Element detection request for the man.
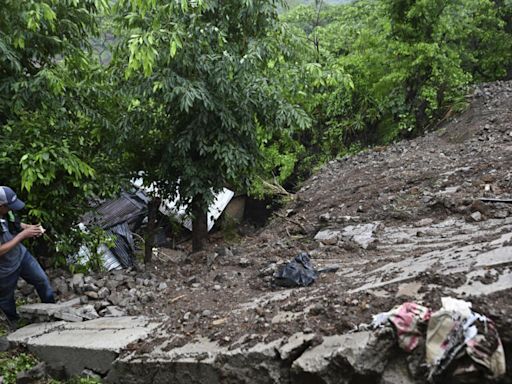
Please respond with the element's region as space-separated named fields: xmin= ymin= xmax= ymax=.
xmin=0 ymin=186 xmax=55 ymax=328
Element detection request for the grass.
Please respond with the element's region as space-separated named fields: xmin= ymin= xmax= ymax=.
xmin=0 ymin=350 xmax=102 ymax=384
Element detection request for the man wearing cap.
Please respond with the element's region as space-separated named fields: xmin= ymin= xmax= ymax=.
xmin=0 ymin=186 xmax=55 ymax=328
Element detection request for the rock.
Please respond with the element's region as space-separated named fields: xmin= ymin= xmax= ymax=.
xmin=83 ymin=283 xmax=99 ymax=292
xmin=342 ymin=223 xmax=380 ymax=249
xmin=202 ymin=310 xmax=212 ymax=317
xmin=494 ymin=210 xmax=509 ymax=219
xmin=53 ymin=311 xmax=83 ymax=322
xmin=278 ymin=332 xmax=319 ymax=361
xmin=20 ymin=285 xmax=34 ymax=296
xmin=101 ymin=306 xmax=126 ymax=317
xmin=414 ymin=218 xmax=434 ymax=227
xmin=71 ymin=274 xmax=84 ymax=292
xmin=314 ymin=229 xmax=341 ymax=245
xmin=470 ymin=211 xmax=482 ymax=222
xmin=75 ymin=305 xmax=99 ymax=320
xmin=84 ymin=291 xmax=99 ymax=300
xmin=213 ymin=285 xmax=221 ymax=291
xmin=98 ymin=287 xmax=110 ymax=299
xmin=81 ymin=369 xmax=102 ymax=380
xmin=16 ymin=362 xmax=46 ymax=384
xmin=158 ymin=282 xmax=168 ymax=291
xmin=291 ymin=330 xmax=394 ymax=383
xmin=380 ymin=357 xmax=415 ymax=384
xmin=238 ymin=257 xmax=252 ymax=268
xmin=258 ymin=263 xmax=278 ymax=277
xmin=0 ymin=335 xmax=10 ymax=352
xmin=108 ymin=292 xmax=122 ymax=306
xmin=319 ymin=213 xmax=331 ymax=222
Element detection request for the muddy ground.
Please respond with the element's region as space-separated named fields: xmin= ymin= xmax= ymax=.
xmin=117 ymin=80 xmax=512 ymax=355
xmin=6 ymin=81 xmax=512 ymax=382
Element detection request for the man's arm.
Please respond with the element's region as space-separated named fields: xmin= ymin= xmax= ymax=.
xmin=0 ymin=227 xmax=42 ymax=257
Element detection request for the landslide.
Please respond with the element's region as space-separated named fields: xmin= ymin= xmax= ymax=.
xmin=133 ymin=80 xmax=512 ymax=350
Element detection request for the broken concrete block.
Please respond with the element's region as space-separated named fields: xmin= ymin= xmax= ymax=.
xmin=8 ymin=317 xmax=159 ymax=377
xmin=278 ymin=332 xmax=318 ymax=361
xmin=53 ymin=311 xmax=83 ymax=323
xmin=380 ymin=357 xmax=415 ymax=384
xmin=342 ymin=223 xmax=380 ymax=249
xmin=314 ymin=229 xmax=341 ymax=245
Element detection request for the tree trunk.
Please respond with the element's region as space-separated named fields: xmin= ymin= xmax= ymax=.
xmin=192 ymin=195 xmax=208 ymax=252
xmin=144 ymin=196 xmax=161 ymax=264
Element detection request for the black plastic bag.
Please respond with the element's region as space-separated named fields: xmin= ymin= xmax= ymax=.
xmin=274 ymin=252 xmax=318 ymax=287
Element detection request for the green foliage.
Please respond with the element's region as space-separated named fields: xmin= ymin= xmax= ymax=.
xmin=0 ymin=352 xmax=38 ymax=384
xmin=112 ymin=0 xmax=310 ymax=215
xmin=278 ymin=0 xmax=512 ymax=168
xmin=0 ymin=1 xmax=126 ymax=259
xmin=55 ymin=226 xmax=116 ymax=273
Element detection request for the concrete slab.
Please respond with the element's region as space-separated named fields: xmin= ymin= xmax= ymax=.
xmin=8 ymin=316 xmax=159 ymax=376
xmin=8 ymin=321 xmax=66 ymax=344
xmin=349 ymin=218 xmax=512 ymax=294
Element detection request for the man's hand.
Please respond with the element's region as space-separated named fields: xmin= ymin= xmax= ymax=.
xmin=19 ymin=226 xmax=44 ymax=239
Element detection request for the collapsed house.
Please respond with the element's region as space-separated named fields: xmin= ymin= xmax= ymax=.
xmin=73 ymin=186 xmax=234 ymax=270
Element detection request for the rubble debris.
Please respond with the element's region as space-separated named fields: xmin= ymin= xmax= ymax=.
xmin=372 ymin=298 xmax=506 ymax=383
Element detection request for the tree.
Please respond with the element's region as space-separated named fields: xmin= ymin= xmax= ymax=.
xmin=113 ymin=0 xmax=309 ymax=254
xmin=0 ymin=0 xmax=123 ymax=258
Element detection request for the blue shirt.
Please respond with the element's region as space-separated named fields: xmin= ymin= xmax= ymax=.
xmin=0 ymin=218 xmax=26 ymax=277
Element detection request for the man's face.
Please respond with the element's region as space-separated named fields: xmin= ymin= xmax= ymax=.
xmin=0 ymin=204 xmax=10 ymax=216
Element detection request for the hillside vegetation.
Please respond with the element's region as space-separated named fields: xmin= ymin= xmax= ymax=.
xmin=0 ymin=0 xmax=511 ymax=261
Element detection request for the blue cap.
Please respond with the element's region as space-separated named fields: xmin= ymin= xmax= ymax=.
xmin=0 ymin=186 xmax=25 ymax=211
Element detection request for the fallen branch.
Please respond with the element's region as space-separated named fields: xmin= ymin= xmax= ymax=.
xmin=479 ymin=198 xmax=512 ymax=204
xmin=274 ymin=212 xmax=307 ymax=233
xmin=170 ymin=294 xmax=186 ymax=303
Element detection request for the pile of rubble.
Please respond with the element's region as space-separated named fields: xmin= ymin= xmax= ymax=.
xmin=17 ymin=268 xmax=170 ymax=323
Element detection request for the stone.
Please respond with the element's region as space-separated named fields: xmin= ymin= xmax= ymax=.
xmin=380 ymin=357 xmax=415 ymax=384
xmin=98 ymin=287 xmax=110 ymax=299
xmin=101 ymin=306 xmax=126 ymax=317
xmin=71 ymin=274 xmax=84 ymax=288
xmin=158 ymin=282 xmax=168 ymax=291
xmin=108 ymin=292 xmax=122 ymax=306
xmin=414 ymin=218 xmax=434 ymax=227
xmin=291 ymin=331 xmax=392 ymax=384
xmin=238 ymin=257 xmax=252 ymax=268
xmin=278 ymin=332 xmax=318 ymax=361
xmin=16 ymin=362 xmax=46 ymax=384
xmin=470 ymin=211 xmax=482 ymax=222
xmin=319 ymin=213 xmax=331 ymax=222
xmin=342 ymin=223 xmax=380 ymax=249
xmin=314 ymin=229 xmax=341 ymax=245
xmin=84 ymin=291 xmax=99 ymax=300
xmin=81 ymin=369 xmax=102 ymax=380
xmin=397 ymin=282 xmax=422 ymax=297
xmin=53 ymin=311 xmax=83 ymax=323
xmin=0 ymin=335 xmax=10 ymax=352
xmin=83 ymin=283 xmax=99 ymax=292
xmin=18 ymin=299 xmax=81 ymax=321
xmin=494 ymin=210 xmax=509 ymax=219
xmin=75 ymin=305 xmax=99 ymax=320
